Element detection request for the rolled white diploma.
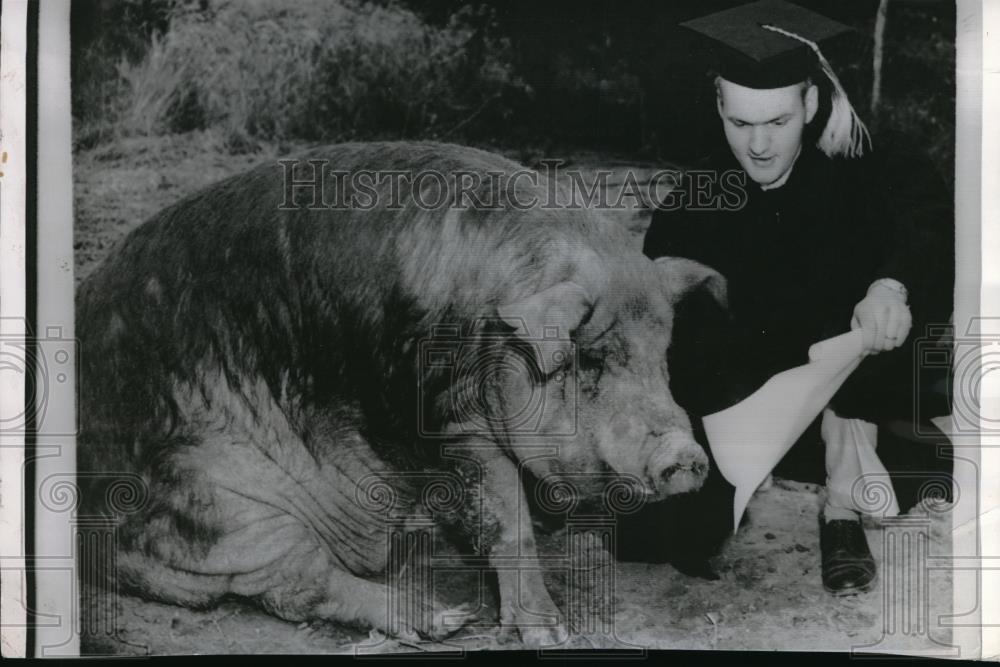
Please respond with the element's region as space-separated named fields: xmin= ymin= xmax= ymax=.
xmin=701 ymin=329 xmax=867 ymax=533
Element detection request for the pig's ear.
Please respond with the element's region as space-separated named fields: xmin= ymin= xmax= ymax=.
xmin=654 ymin=256 xmax=728 ymax=309
xmin=497 ymin=281 xmax=592 ymax=375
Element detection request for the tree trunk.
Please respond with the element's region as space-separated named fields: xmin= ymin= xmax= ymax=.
xmin=871 ymin=0 xmax=889 ymax=115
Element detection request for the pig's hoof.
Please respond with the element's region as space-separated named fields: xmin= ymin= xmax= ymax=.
xmin=499 ymin=604 xmax=570 ymax=647
xmin=671 ymin=556 xmax=721 ymax=580
xmin=398 ymin=601 xmax=478 ymax=642
xmin=518 ymin=622 xmax=570 ymax=648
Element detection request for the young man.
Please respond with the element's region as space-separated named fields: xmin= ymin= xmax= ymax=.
xmin=641 ymin=0 xmax=954 ymax=595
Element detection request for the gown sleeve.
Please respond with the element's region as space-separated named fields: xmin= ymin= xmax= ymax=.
xmin=870 ymin=139 xmax=955 ymax=320
xmin=829 ymin=139 xmax=955 ymax=423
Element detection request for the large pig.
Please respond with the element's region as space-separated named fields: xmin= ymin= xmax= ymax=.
xmin=77 ymin=142 xmax=725 ymax=646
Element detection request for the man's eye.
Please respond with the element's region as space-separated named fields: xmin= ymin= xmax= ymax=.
xmin=733 ymin=121 xmax=748 ymax=128
xmin=772 ymin=119 xmax=787 ymax=127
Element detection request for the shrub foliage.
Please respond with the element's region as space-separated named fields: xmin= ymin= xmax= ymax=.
xmin=72 ymin=0 xmax=955 ymax=176
xmin=76 ymin=0 xmax=526 ymax=149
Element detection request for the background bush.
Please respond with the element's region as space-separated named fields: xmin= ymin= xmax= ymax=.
xmin=74 ymin=0 xmax=527 ymax=150
xmin=72 ymin=0 xmax=955 ymax=181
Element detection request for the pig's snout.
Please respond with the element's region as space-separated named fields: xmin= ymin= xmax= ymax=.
xmin=646 ymin=435 xmax=709 ymax=498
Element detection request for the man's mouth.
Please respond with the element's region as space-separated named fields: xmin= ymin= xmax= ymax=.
xmin=749 ymin=155 xmax=775 ymax=166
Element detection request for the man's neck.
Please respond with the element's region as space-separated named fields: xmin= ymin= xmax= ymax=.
xmin=759 ymin=145 xmax=803 ymax=191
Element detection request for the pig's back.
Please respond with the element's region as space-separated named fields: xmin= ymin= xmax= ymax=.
xmin=76 ymin=142 xmax=624 ymax=476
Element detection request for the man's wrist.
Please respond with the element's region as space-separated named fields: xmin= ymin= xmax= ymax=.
xmin=869 ymin=277 xmax=909 ymax=302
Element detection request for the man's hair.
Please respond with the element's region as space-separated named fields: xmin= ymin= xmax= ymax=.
xmin=713 ymin=75 xmax=814 ymax=106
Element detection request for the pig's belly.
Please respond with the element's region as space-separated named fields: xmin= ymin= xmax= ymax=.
xmin=187 ymin=440 xmax=397 ymax=573
xmin=149 ymin=377 xmax=409 ymax=579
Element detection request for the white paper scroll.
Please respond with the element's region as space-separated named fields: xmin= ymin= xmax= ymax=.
xmin=702 ymin=329 xmax=867 ymax=532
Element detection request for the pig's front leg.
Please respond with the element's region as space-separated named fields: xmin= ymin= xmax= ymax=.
xmin=456 ymin=449 xmax=569 ymax=647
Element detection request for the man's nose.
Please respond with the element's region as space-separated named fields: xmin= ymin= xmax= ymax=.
xmin=749 ymin=126 xmax=770 ymax=155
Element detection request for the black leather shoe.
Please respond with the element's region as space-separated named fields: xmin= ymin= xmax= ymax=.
xmin=820 ymin=515 xmax=877 ymax=596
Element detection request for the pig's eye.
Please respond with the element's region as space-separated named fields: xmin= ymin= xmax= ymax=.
xmin=577 ymin=348 xmax=606 ymax=397
xmin=578 ymin=348 xmax=606 ymax=372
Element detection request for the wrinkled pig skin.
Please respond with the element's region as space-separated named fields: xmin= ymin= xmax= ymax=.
xmin=77 ymin=142 xmax=726 ymax=646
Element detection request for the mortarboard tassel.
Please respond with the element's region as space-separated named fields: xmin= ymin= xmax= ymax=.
xmin=761 ymin=23 xmax=873 ymax=159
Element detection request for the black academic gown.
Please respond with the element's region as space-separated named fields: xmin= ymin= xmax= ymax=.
xmin=643 ymin=140 xmax=954 ymax=423
xmin=613 ymin=139 xmax=954 ymax=574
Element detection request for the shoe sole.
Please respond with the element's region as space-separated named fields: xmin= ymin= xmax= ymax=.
xmin=824 ymin=572 xmax=878 ymax=597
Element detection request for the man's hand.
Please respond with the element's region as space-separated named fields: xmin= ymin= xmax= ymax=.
xmin=851 ymin=280 xmax=912 ymax=354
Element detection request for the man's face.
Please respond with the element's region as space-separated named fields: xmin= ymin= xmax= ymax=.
xmin=717 ymin=78 xmax=818 ymax=188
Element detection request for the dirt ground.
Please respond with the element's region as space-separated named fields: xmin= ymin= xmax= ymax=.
xmin=74 ymin=132 xmax=956 ymax=656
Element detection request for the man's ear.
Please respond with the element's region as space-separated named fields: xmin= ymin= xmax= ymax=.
xmin=804 ymin=83 xmax=819 ymax=124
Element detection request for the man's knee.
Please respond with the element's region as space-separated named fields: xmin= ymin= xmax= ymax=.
xmin=830 ymin=342 xmax=950 ymax=423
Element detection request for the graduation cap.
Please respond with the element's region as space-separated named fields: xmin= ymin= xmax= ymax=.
xmin=681 ymin=0 xmax=871 ymax=158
